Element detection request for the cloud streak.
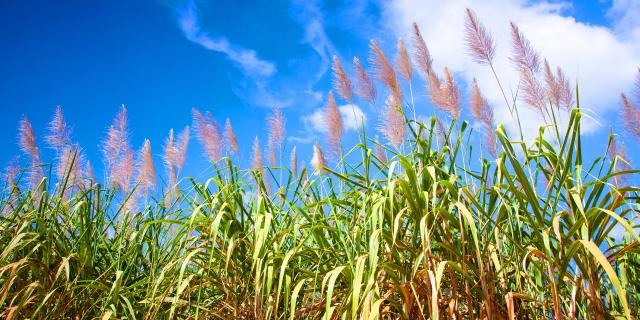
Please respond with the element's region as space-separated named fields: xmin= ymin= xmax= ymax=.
xmin=178 ymin=0 xmax=276 ymax=79
xmin=289 ymin=0 xmax=336 ymax=80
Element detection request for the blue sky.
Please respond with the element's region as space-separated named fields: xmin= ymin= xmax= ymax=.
xmin=1 ymin=0 xmax=639 ymax=183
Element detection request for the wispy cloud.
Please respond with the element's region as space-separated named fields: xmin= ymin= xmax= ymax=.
xmin=289 ymin=0 xmax=336 ymax=80
xmin=177 ymin=0 xmax=276 ymax=79
xmin=382 ymin=0 xmax=640 ymax=136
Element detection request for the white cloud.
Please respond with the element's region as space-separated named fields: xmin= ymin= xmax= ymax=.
xmin=178 ymin=0 xmax=276 ymax=79
xmin=607 ymin=0 xmax=640 ymax=41
xmin=382 ymin=0 xmax=640 ymax=137
xmin=303 ymin=104 xmax=367 ymax=134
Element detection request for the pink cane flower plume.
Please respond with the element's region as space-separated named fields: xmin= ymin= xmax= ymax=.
xmin=4 ymin=157 xmax=20 ymax=187
xmin=291 ymin=146 xmax=297 ymax=178
xmin=510 ymin=22 xmax=541 ymax=73
xmin=252 ymin=137 xmax=263 ymax=170
xmin=520 ymin=67 xmax=547 ymax=114
xmin=2 ymin=157 xmax=20 ymax=216
xmin=543 ymin=60 xmax=559 ymax=105
xmin=137 ymin=139 xmax=156 ymax=192
xmin=470 ymin=79 xmax=497 ymax=157
xmin=395 ymin=38 xmax=412 ymax=81
xmin=555 ymin=67 xmax=573 ymax=109
xmin=251 ymin=136 xmax=269 ymax=192
xmin=102 ymin=105 xmax=130 ymax=185
xmin=300 ymin=160 xmax=308 ymax=184
xmin=470 ymin=79 xmax=495 ymax=127
xmin=268 ymin=107 xmax=286 ymax=148
xmin=175 ymin=126 xmax=189 ymax=171
xmin=57 ymin=145 xmax=83 ymax=185
xmin=543 ymin=60 xmax=574 ymax=110
xmin=353 ymin=57 xmax=377 ymax=104
xmin=18 ymin=116 xmax=44 ymax=188
xmin=19 ymin=116 xmax=39 ymax=161
xmin=267 ymin=138 xmax=277 ymax=167
xmin=164 ymin=129 xmax=178 ymax=203
xmin=435 ymin=116 xmax=448 ymax=148
xmin=85 ymin=160 xmax=96 ymax=186
xmin=192 ymin=108 xmax=223 ymax=162
xmin=374 ymin=135 xmax=387 ymax=164
xmin=430 ymin=68 xmax=461 ymax=120
xmin=370 ymin=40 xmax=402 ymax=103
xmin=441 ymin=67 xmax=461 ymax=119
xmin=325 ymin=91 xmax=344 ymax=157
xmin=332 ymin=55 xmax=353 ymax=102
xmin=412 ymin=22 xmax=433 ymax=77
xmin=113 ymin=146 xmax=135 ymax=192
xmin=379 ymin=94 xmax=405 ymax=147
xmin=607 ymin=128 xmax=632 ymax=185
xmin=620 ymin=93 xmax=640 ymax=140
xmin=224 ymin=118 xmax=239 ymax=155
xmin=46 ymin=105 xmax=71 ymax=152
xmin=464 ymin=8 xmax=496 ymax=65
xmin=310 ymin=143 xmax=328 ymax=174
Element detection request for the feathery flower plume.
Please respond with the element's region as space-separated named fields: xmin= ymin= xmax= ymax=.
xmin=332 ymin=55 xmax=353 ymax=102
xmin=137 ymin=139 xmax=156 ymax=192
xmin=4 ymin=157 xmax=20 ymax=187
xmin=353 ymin=57 xmax=377 ymax=104
xmin=435 ymin=116 xmax=448 ymax=148
xmin=46 ymin=105 xmax=71 ymax=151
xmin=430 ymin=67 xmax=461 ymax=119
xmin=520 ymin=67 xmax=546 ymax=113
xmin=370 ymin=40 xmax=402 ymax=103
xmin=192 ymin=108 xmax=223 ymax=162
xmin=252 ymin=136 xmax=263 ymax=170
xmin=300 ymin=160 xmax=308 ymax=184
xmin=379 ymin=94 xmax=405 ymax=147
xmin=395 ymin=38 xmax=412 ymax=81
xmin=543 ymin=60 xmax=573 ymax=110
xmin=57 ymin=145 xmax=83 ymax=186
xmin=267 ymin=138 xmax=277 ymax=167
xmin=291 ymin=146 xmax=297 ymax=178
xmin=470 ymin=79 xmax=497 ymax=156
xmin=252 ymin=136 xmax=269 ymax=192
xmin=441 ymin=67 xmax=461 ymax=119
xmin=224 ymin=118 xmax=239 ymax=155
xmin=325 ymin=91 xmax=344 ymax=157
xmin=268 ymin=107 xmax=286 ymax=148
xmin=510 ymin=22 xmax=540 ymax=73
xmin=555 ymin=67 xmax=573 ymax=109
xmin=543 ymin=60 xmax=559 ymax=105
xmin=310 ymin=143 xmax=328 ymax=174
xmin=412 ymin=22 xmax=433 ymax=76
xmin=464 ymin=8 xmax=496 ymax=65
xmin=102 ymin=105 xmax=130 ymax=185
xmin=19 ymin=116 xmax=39 ymax=161
xmin=620 ymin=93 xmax=640 ymax=140
xmin=374 ymin=135 xmax=387 ymax=164
xmin=113 ymin=146 xmax=135 ymax=192
xmin=164 ymin=129 xmax=178 ymax=203
xmin=607 ymin=129 xmax=632 ymax=185
xmin=18 ymin=116 xmax=44 ymax=188
xmin=470 ymin=79 xmax=494 ymax=126
xmin=85 ymin=160 xmax=96 ymax=185
xmin=2 ymin=157 xmax=20 ymax=216
xmin=175 ymin=126 xmax=189 ymax=171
